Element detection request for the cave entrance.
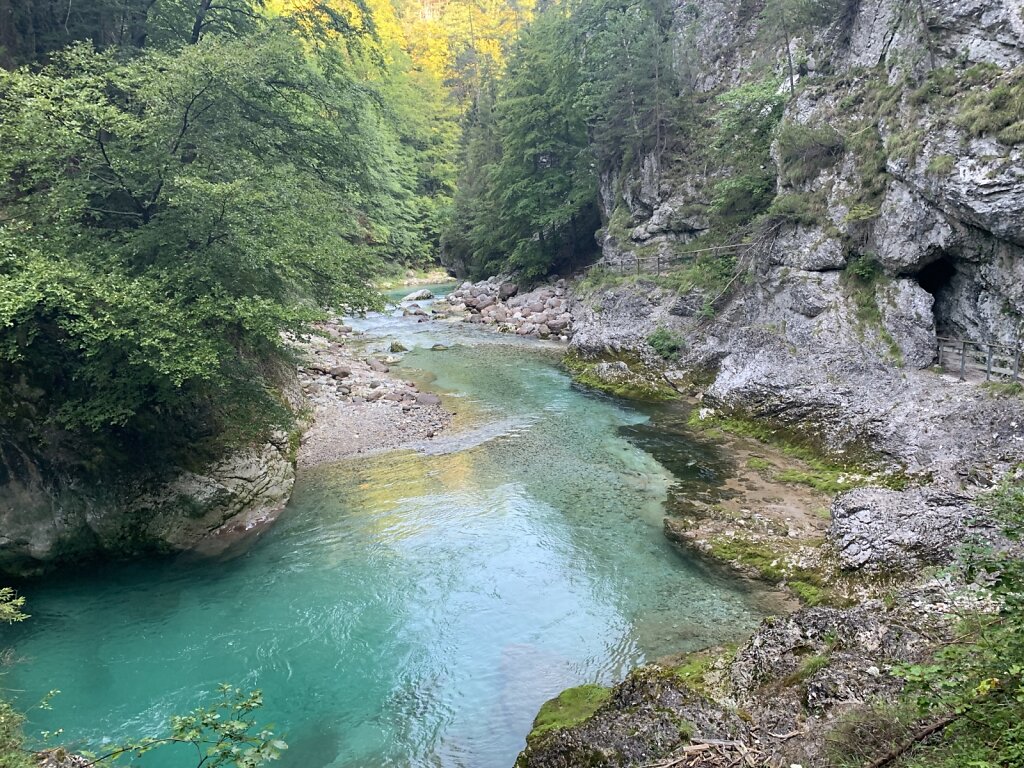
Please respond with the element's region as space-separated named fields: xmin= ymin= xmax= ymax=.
xmin=916 ymin=254 xmax=958 ymax=337
xmin=917 ymin=255 xmax=957 ymax=297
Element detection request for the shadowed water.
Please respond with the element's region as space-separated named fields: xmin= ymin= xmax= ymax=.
xmin=5 ymin=290 xmax=768 ymax=768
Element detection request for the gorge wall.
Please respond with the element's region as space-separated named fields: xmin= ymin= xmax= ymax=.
xmin=572 ymin=0 xmax=1024 ymax=474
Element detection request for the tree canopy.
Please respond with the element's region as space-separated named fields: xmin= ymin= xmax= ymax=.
xmin=0 ymin=0 xmax=519 ymax=471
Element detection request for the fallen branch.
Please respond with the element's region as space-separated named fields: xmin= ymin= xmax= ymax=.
xmin=863 ymin=712 xmax=959 ymax=768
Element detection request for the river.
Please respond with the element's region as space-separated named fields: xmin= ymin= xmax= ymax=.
xmin=5 ymin=285 xmax=771 ymax=768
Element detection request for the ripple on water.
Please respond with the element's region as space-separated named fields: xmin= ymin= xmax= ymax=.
xmin=8 ymin=321 xmax=769 ymax=768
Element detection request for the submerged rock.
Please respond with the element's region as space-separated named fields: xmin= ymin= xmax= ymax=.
xmin=402 ymin=288 xmax=434 ymax=302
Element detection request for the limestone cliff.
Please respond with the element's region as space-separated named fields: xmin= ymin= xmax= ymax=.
xmin=572 ymin=0 xmax=1024 ymax=475
xmin=0 ymin=434 xmax=295 ymax=575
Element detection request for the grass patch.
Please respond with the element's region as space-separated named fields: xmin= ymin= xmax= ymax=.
xmin=527 ymin=684 xmax=611 ymax=742
xmin=746 ymin=456 xmax=776 ymax=471
xmin=925 ymin=154 xmax=956 ymax=175
xmin=982 ymin=380 xmax=1024 ymax=399
xmin=783 ymin=653 xmax=831 ymax=686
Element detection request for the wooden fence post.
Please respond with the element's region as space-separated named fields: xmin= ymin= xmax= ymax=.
xmin=1014 ymin=348 xmax=1020 ymax=382
xmin=960 ymin=340 xmax=967 ymax=381
xmin=656 ymin=256 xmax=661 ymax=276
xmin=986 ymin=343 xmax=993 ymax=381
xmin=937 ymin=339 xmax=942 ymax=368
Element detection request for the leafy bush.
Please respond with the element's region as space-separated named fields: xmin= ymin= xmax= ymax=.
xmin=647 ymin=328 xmax=686 ymax=360
xmin=710 ymin=79 xmax=786 ymax=224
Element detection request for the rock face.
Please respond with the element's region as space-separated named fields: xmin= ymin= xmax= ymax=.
xmin=518 ymin=589 xmax=952 ymax=768
xmin=830 ymin=485 xmax=1006 ymax=572
xmin=0 ymin=439 xmax=295 ymax=575
xmin=566 ymin=0 xmax=1024 ymax=479
xmin=433 ymin=276 xmax=574 ymax=339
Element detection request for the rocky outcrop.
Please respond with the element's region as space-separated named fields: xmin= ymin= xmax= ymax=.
xmin=0 ymin=438 xmax=295 ymax=575
xmin=434 ymin=277 xmax=574 ymax=339
xmin=517 ymin=584 xmax=969 ymax=768
xmin=829 ymin=485 xmax=1011 ymax=572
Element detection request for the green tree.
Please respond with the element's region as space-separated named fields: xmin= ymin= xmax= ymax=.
xmin=0 ymin=26 xmax=391 ymax=470
xmin=444 ymin=5 xmax=599 ymax=279
xmin=573 ymin=0 xmax=677 ymax=170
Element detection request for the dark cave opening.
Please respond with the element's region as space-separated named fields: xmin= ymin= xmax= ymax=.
xmin=916 ymin=254 xmax=960 ymax=339
xmin=917 ymin=255 xmax=957 ymax=297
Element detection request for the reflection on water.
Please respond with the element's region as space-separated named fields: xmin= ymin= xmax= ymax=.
xmin=7 ymin=302 xmax=768 ymax=768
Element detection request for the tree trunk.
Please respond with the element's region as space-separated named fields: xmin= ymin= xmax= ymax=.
xmin=190 ymin=0 xmax=213 ymax=44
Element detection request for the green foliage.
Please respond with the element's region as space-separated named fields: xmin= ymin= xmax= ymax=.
xmin=92 ymin=685 xmax=286 ymax=767
xmin=0 ymin=18 xmax=424 ymax=470
xmin=775 ymin=121 xmax=845 ymax=185
xmin=647 ymin=327 xmax=685 ymax=360
xmin=833 ymin=474 xmax=1024 ymax=768
xmin=0 ymin=589 xmax=27 ymax=625
xmin=841 ymin=254 xmax=902 ymax=362
xmin=710 ymin=80 xmax=785 ymax=224
xmin=765 ymin=192 xmax=825 ymax=226
xmin=0 ymin=701 xmax=33 ymax=768
xmin=527 ymin=684 xmax=611 ymax=741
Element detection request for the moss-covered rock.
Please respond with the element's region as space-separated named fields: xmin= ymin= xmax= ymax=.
xmin=564 ymin=350 xmax=678 ymax=401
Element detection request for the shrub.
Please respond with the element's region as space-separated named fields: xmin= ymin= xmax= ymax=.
xmin=647 ymin=328 xmax=686 ymax=360
xmin=776 ymin=121 xmax=845 ymax=185
xmin=764 ymin=192 xmax=824 ymax=226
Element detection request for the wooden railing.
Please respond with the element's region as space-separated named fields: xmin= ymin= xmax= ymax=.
xmin=580 ymin=242 xmax=753 ymax=277
xmin=937 ymin=336 xmax=1022 ymax=381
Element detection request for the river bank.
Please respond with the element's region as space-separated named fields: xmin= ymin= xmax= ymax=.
xmin=293 ymin=317 xmax=452 ymax=467
xmin=509 ymin=266 xmax=1024 ymax=766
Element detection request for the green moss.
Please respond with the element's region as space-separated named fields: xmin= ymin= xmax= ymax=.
xmin=687 ymin=408 xmax=908 ymax=490
xmin=564 ymin=350 xmax=678 ymax=401
xmin=788 ymin=580 xmax=828 ymax=606
xmin=704 ymin=536 xmax=830 ymax=594
xmin=527 ymin=684 xmax=611 ymax=742
xmin=775 ymin=468 xmax=861 ymax=495
xmin=672 ymin=653 xmax=715 ymax=694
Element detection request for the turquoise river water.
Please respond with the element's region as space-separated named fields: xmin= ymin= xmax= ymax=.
xmin=5 ymin=285 xmax=769 ymax=768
